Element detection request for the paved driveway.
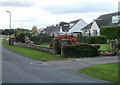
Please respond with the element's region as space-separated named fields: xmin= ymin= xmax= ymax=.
xmin=48 ymin=56 xmax=118 ymax=70
xmin=2 ymin=47 xmax=110 ymax=83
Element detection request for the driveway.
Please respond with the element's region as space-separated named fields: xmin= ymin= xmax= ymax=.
xmin=48 ymin=56 xmax=118 ymax=71
xmin=2 ymin=47 xmax=110 ymax=83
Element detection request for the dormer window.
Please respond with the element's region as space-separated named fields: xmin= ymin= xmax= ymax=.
xmin=112 ymin=15 xmax=120 ymax=23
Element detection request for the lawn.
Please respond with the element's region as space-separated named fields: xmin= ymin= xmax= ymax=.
xmin=91 ymin=44 xmax=109 ymax=51
xmin=77 ymin=63 xmax=119 ymax=84
xmin=2 ymin=42 xmax=64 ymax=61
xmin=38 ymin=43 xmax=50 ymax=48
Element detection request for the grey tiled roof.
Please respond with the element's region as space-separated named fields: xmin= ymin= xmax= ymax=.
xmin=82 ymin=12 xmax=120 ymax=30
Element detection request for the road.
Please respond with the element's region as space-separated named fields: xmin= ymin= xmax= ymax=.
xmin=2 ymin=47 xmax=110 ymax=83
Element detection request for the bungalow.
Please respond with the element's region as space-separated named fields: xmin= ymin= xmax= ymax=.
xmin=68 ymin=19 xmax=87 ymax=36
xmin=81 ymin=12 xmax=120 ymax=36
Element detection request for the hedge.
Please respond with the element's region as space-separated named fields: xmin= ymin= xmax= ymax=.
xmin=87 ymin=36 xmax=107 ymax=44
xmin=62 ymin=44 xmax=99 ymax=58
xmin=100 ymin=26 xmax=120 ymax=39
xmin=78 ymin=36 xmax=89 ymax=43
xmin=30 ymin=35 xmax=52 ymax=44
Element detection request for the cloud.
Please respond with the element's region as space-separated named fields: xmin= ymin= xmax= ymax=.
xmin=38 ymin=0 xmax=117 ymax=14
xmin=0 ymin=0 xmax=118 ymax=29
xmin=0 ymin=0 xmax=33 ymax=7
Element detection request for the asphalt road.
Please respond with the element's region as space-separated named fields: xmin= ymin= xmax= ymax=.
xmin=2 ymin=47 xmax=110 ymax=83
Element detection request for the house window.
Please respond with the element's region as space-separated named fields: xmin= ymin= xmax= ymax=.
xmin=112 ymin=15 xmax=120 ymax=23
xmin=93 ymin=30 xmax=97 ymax=36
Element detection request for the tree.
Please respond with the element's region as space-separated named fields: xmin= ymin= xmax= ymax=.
xmin=59 ymin=22 xmax=69 ymax=26
xmin=32 ymin=26 xmax=37 ymax=34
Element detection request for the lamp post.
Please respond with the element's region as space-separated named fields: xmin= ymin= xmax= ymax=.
xmin=6 ymin=11 xmax=11 ymax=45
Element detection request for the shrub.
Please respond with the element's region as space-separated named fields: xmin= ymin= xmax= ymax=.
xmin=15 ymin=33 xmax=25 ymax=43
xmin=116 ymin=39 xmax=120 ymax=54
xmin=53 ymin=34 xmax=78 ymax=44
xmin=15 ymin=32 xmax=32 ymax=43
xmin=62 ymin=44 xmax=99 ymax=58
xmin=100 ymin=26 xmax=120 ymax=39
xmin=87 ymin=36 xmax=107 ymax=44
xmin=30 ymin=35 xmax=52 ymax=44
xmin=116 ymin=51 xmax=120 ymax=56
xmin=78 ymin=36 xmax=89 ymax=43
xmin=50 ymin=34 xmax=79 ymax=48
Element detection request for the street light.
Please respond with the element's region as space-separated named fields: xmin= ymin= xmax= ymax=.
xmin=6 ymin=11 xmax=11 ymax=45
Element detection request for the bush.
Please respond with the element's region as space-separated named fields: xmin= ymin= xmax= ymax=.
xmin=63 ymin=44 xmax=99 ymax=58
xmin=116 ymin=51 xmax=120 ymax=56
xmin=116 ymin=39 xmax=120 ymax=54
xmin=15 ymin=33 xmax=32 ymax=43
xmin=15 ymin=33 xmax=25 ymax=43
xmin=100 ymin=26 xmax=120 ymax=39
xmin=50 ymin=34 xmax=79 ymax=48
xmin=30 ymin=35 xmax=52 ymax=44
xmin=87 ymin=36 xmax=107 ymax=44
xmin=53 ymin=34 xmax=78 ymax=44
xmin=78 ymin=36 xmax=89 ymax=43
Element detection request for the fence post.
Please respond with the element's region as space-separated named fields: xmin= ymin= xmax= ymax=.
xmin=61 ymin=39 xmax=69 ymax=55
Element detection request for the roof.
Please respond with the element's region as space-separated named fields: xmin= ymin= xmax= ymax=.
xmin=81 ymin=22 xmax=93 ymax=30
xmin=82 ymin=12 xmax=120 ymax=30
xmin=62 ymin=25 xmax=70 ymax=32
xmin=43 ymin=25 xmax=70 ymax=34
xmin=70 ymin=19 xmax=80 ymax=23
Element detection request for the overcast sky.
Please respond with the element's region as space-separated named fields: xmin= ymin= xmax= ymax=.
xmin=0 ymin=0 xmax=119 ymax=30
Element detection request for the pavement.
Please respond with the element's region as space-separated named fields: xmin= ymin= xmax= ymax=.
xmin=47 ymin=56 xmax=118 ymax=71
xmin=2 ymin=47 xmax=111 ymax=83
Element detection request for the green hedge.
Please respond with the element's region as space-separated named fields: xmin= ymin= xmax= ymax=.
xmin=78 ymin=36 xmax=89 ymax=43
xmin=87 ymin=36 xmax=107 ymax=44
xmin=63 ymin=44 xmax=99 ymax=58
xmin=30 ymin=35 xmax=52 ymax=44
xmin=100 ymin=26 xmax=120 ymax=39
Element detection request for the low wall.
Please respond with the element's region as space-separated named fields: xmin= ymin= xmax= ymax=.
xmin=14 ymin=42 xmax=53 ymax=54
xmin=99 ymin=50 xmax=115 ymax=56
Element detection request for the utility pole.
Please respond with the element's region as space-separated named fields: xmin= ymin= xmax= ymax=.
xmin=6 ymin=11 xmax=11 ymax=45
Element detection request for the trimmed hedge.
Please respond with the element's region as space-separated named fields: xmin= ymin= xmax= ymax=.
xmin=62 ymin=44 xmax=99 ymax=58
xmin=100 ymin=26 xmax=120 ymax=39
xmin=30 ymin=35 xmax=52 ymax=44
xmin=87 ymin=36 xmax=107 ymax=44
xmin=78 ymin=36 xmax=89 ymax=43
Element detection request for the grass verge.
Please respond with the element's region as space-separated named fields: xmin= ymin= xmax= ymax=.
xmin=91 ymin=44 xmax=109 ymax=51
xmin=2 ymin=42 xmax=64 ymax=61
xmin=77 ymin=63 xmax=119 ymax=84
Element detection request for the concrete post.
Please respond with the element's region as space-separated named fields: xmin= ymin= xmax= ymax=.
xmin=52 ymin=38 xmax=60 ymax=54
xmin=61 ymin=39 xmax=69 ymax=55
xmin=109 ymin=40 xmax=116 ymax=52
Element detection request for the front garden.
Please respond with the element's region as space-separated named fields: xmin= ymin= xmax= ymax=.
xmin=3 ymin=26 xmax=120 ymax=58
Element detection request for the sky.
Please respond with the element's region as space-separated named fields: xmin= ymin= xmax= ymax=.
xmin=0 ymin=0 xmax=119 ymax=30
